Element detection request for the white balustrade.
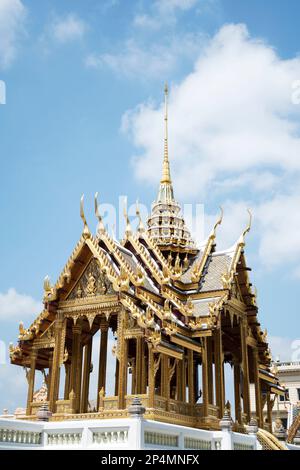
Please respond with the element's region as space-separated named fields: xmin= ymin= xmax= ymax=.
xmin=0 ymin=416 xmax=291 ymax=450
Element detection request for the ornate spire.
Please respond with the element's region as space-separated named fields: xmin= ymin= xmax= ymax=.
xmin=157 ymin=83 xmax=174 ymax=204
xmin=161 ymin=83 xmax=171 ymax=184
xmin=147 ymin=84 xmax=195 ymax=251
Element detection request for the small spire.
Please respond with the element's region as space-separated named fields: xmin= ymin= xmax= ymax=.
xmin=136 ymin=199 xmax=145 ymax=234
xmin=161 ymin=83 xmax=172 ymax=184
xmin=94 ymin=192 xmax=105 ymax=236
xmin=80 ymin=195 xmax=91 ymax=239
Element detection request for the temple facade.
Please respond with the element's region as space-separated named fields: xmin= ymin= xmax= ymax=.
xmin=9 ymin=85 xmax=285 ymax=433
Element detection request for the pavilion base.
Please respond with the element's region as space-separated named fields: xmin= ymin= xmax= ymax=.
xmin=0 ymin=415 xmax=260 ymax=450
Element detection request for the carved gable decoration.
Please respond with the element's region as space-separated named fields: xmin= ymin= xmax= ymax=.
xmin=68 ymin=258 xmax=114 ymax=300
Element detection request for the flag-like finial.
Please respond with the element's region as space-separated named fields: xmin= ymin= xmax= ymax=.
xmin=161 ymin=83 xmax=172 ymax=184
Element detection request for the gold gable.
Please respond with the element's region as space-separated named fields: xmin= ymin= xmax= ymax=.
xmin=67 ymin=258 xmax=114 ymax=300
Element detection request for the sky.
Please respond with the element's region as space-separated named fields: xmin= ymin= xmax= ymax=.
xmin=1 ymin=0 xmax=300 ymax=412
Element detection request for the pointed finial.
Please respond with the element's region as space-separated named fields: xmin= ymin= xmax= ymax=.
xmin=94 ymin=192 xmax=105 ymax=236
xmin=242 ymin=209 xmax=252 ymax=238
xmin=239 ymin=209 xmax=252 ymax=244
xmin=136 ymin=199 xmax=145 ymax=234
xmin=43 ymin=275 xmax=51 ymax=292
xmin=80 ymin=195 xmax=91 ymax=239
xmin=123 ymin=198 xmax=132 ymax=237
xmin=161 ymin=82 xmax=172 ymax=184
xmin=210 ymin=207 xmax=223 ymax=238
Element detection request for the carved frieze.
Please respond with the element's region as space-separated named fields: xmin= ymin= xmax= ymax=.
xmin=68 ymin=258 xmax=114 ymax=300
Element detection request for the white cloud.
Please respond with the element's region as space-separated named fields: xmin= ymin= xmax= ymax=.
xmin=0 ymin=0 xmax=26 ymax=69
xmin=51 ymin=13 xmax=87 ymax=44
xmin=122 ymin=24 xmax=300 ymax=271
xmin=201 ymin=193 xmax=300 ymax=271
xmin=268 ymin=336 xmax=300 ymax=363
xmin=0 ymin=288 xmax=42 ymax=321
xmin=158 ymin=0 xmax=199 ymax=10
xmin=133 ymin=14 xmax=160 ymax=30
xmin=133 ymin=0 xmax=200 ymax=30
xmin=123 ymin=23 xmax=300 ymax=198
xmin=86 ymin=33 xmax=205 ymax=79
xmin=256 ymin=191 xmax=300 ymax=269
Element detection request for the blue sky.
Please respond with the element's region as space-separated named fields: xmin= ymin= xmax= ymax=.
xmin=1 ymin=0 xmax=300 ymax=412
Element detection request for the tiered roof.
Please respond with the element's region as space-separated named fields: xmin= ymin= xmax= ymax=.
xmin=10 ymin=86 xmax=280 ymax=392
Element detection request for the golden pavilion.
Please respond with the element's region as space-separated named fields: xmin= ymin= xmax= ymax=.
xmin=9 ymin=85 xmax=284 ymax=431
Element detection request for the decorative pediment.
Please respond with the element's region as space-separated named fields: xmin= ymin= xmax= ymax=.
xmin=67 ymin=258 xmax=114 ymax=300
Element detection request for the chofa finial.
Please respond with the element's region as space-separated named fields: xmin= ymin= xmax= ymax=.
xmin=237 ymin=209 xmax=252 ymax=245
xmin=94 ymin=192 xmax=105 ymax=236
xmin=123 ymin=198 xmax=132 ymax=237
xmin=239 ymin=208 xmax=252 ymax=245
xmin=243 ymin=208 xmax=252 ymax=237
xmin=80 ymin=195 xmax=91 ymax=239
xmin=136 ymin=199 xmax=145 ymax=234
xmin=210 ymin=206 xmax=223 ymax=238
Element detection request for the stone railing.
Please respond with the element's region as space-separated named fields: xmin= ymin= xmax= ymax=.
xmin=47 ymin=432 xmax=82 ymax=446
xmin=0 ymin=412 xmax=294 ymax=450
xmin=0 ymin=428 xmax=42 ymax=445
xmin=0 ymin=419 xmax=44 ymax=448
xmin=232 ymin=433 xmax=256 ymax=451
xmin=144 ymin=430 xmax=179 ymax=447
xmin=184 ymin=437 xmax=212 ymax=450
xmin=93 ymin=429 xmax=129 ymax=446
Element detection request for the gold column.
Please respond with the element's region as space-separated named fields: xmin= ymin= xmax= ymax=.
xmin=176 ymin=361 xmax=182 ymax=401
xmin=135 ymin=336 xmax=142 ymax=394
xmin=207 ymin=337 xmax=213 ymax=404
xmin=160 ymin=354 xmax=164 ymax=396
xmin=114 ymin=359 xmax=119 ymax=396
xmin=26 ymin=350 xmax=37 ymax=415
xmin=161 ymin=354 xmax=170 ymax=409
xmin=240 ymin=317 xmax=250 ymax=421
xmin=214 ymin=327 xmax=224 ymax=418
xmin=97 ymin=322 xmax=108 ymax=409
xmin=188 ymin=349 xmax=195 ymax=404
xmin=202 ymin=337 xmax=209 ymax=418
xmin=64 ymin=363 xmax=70 ymax=400
xmin=233 ymin=361 xmax=242 ymax=424
xmin=131 ymin=359 xmax=136 ymax=394
xmin=76 ymin=344 xmax=83 ymax=412
xmin=70 ymin=323 xmax=82 ymax=413
xmin=49 ymin=316 xmax=64 ymax=413
xmin=182 ymin=356 xmax=186 ymax=402
xmin=253 ymin=348 xmax=263 ymax=427
xmin=81 ymin=337 xmax=92 ymax=413
xmin=141 ymin=341 xmax=147 ymax=394
xmin=194 ymin=360 xmax=199 ymax=402
xmin=148 ymin=344 xmax=155 ymax=408
xmin=117 ymin=310 xmax=128 ymax=409
xmin=267 ymin=391 xmax=273 ymax=432
xmin=47 ymin=351 xmax=53 ymax=401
